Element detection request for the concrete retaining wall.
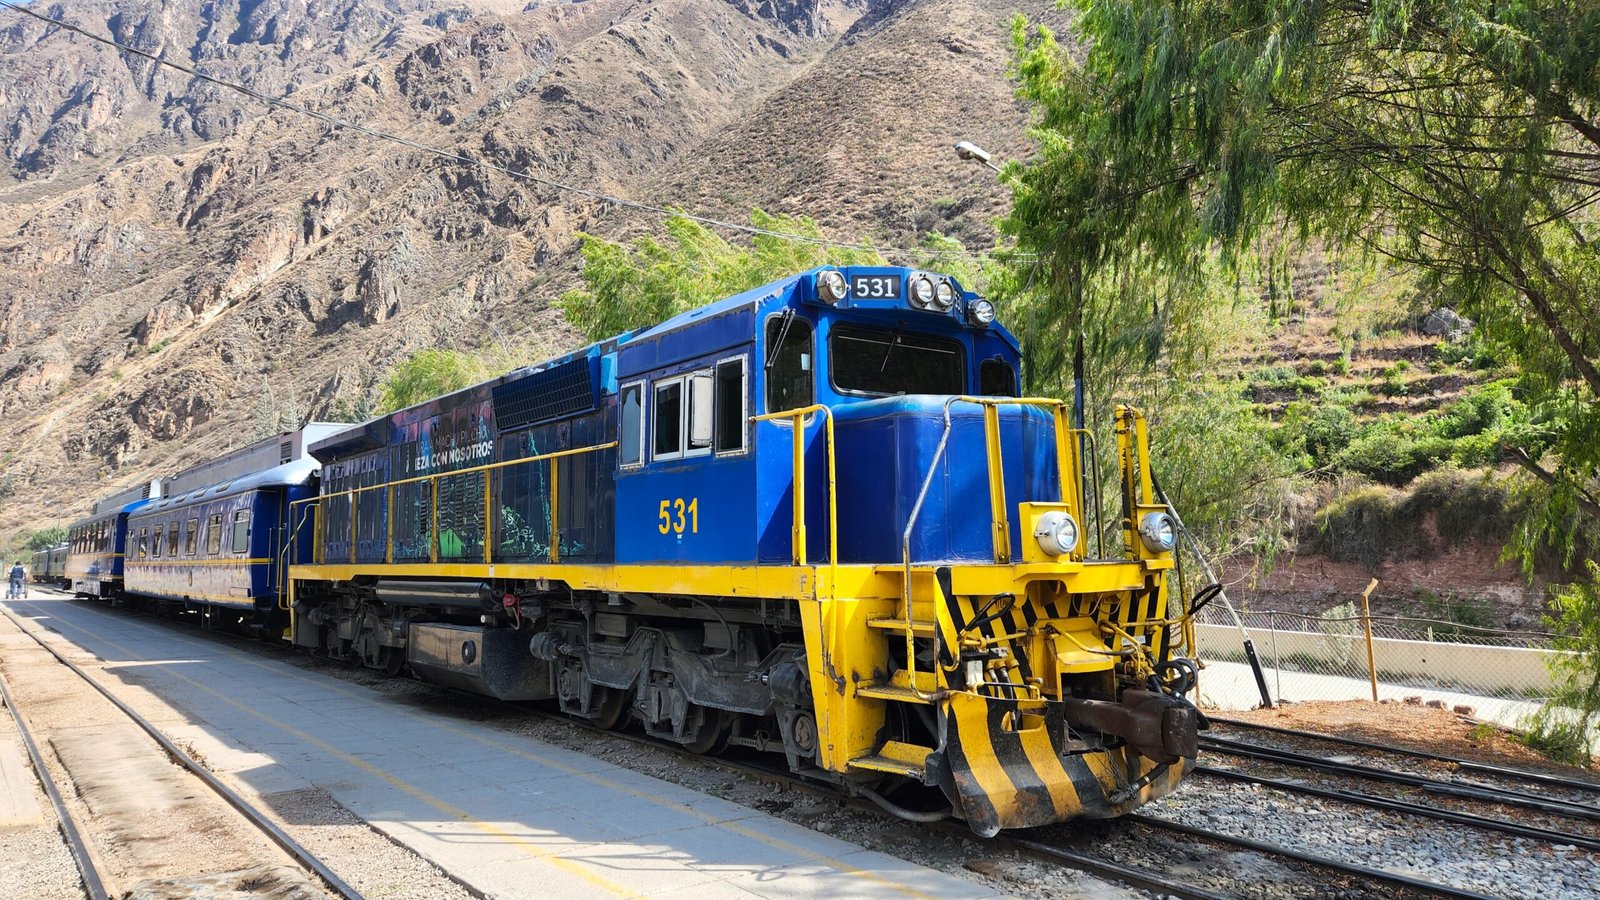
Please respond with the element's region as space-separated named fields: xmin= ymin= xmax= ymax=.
xmin=1195 ymin=623 xmax=1568 ymax=695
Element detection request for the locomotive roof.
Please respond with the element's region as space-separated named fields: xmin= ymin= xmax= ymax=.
xmin=308 ymin=265 xmax=1005 ymax=462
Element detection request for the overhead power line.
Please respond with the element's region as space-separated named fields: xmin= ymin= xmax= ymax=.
xmin=0 ymin=0 xmax=1011 ymax=263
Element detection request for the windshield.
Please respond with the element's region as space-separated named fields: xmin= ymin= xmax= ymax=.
xmin=830 ymin=324 xmax=965 ymax=396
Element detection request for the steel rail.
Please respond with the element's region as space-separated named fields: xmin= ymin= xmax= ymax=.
xmin=0 ymin=651 xmax=109 ymax=900
xmin=1002 ymin=836 xmax=1233 ymax=900
xmin=1201 ymin=735 xmax=1600 ymax=823
xmin=1209 ymin=716 xmax=1600 ymax=796
xmin=1126 ymin=814 xmax=1496 ymax=899
xmin=12 ymin=592 xmax=496 ymax=900
xmin=1196 ymin=764 xmax=1600 ymax=853
xmin=0 ymin=603 xmax=365 ymax=900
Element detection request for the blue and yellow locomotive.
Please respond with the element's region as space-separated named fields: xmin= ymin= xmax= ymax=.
xmin=287 ymin=265 xmax=1203 ymax=835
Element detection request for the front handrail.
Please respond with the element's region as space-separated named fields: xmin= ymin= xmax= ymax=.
xmin=900 ymin=396 xmax=1079 ymax=701
xmin=749 ymin=405 xmax=837 ymax=577
xmin=289 ymin=440 xmax=618 ymax=566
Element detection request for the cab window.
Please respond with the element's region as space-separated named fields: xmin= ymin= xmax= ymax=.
xmin=979 ymin=358 xmax=1019 ymax=397
xmin=830 ymin=324 xmax=964 ymax=396
xmin=653 ymin=371 xmax=714 ymax=462
xmin=714 ymin=357 xmax=747 ymax=455
xmin=764 ymin=315 xmax=813 ymax=412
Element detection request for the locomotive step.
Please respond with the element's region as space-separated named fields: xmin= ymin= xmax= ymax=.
xmin=848 ymin=740 xmax=933 ymax=778
xmin=856 ymin=668 xmax=938 ymax=704
xmin=865 ymin=616 xmax=935 ymax=637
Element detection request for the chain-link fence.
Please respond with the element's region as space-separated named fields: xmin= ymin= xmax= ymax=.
xmin=1191 ymin=604 xmax=1570 ymax=730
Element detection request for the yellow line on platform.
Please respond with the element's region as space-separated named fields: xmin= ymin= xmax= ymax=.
xmin=4 ymin=602 xmax=633 ymax=897
xmin=12 ymin=597 xmax=938 ymax=898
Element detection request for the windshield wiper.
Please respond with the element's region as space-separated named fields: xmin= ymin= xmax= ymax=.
xmin=877 ymin=324 xmax=904 ymax=374
xmin=764 ymin=308 xmax=796 ymax=372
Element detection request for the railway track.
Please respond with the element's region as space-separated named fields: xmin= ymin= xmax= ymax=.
xmin=3 ymin=590 xmax=1545 ymax=899
xmin=1209 ymin=716 xmax=1600 ymax=798
xmin=1198 ymin=732 xmax=1600 ymax=823
xmin=0 ymin=600 xmax=363 ymax=900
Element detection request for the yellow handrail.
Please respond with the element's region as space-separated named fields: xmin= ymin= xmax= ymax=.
xmin=749 ymin=405 xmax=837 ymax=574
xmin=289 ymin=440 xmax=618 ymax=566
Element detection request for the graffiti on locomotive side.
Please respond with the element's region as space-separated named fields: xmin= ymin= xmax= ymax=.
xmin=413 ymin=440 xmax=494 ymax=472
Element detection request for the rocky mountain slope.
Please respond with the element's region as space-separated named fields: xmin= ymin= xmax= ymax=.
xmin=0 ymin=0 xmax=1038 ymax=535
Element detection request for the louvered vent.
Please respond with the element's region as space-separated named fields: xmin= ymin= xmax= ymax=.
xmin=492 ymin=358 xmax=599 ymax=431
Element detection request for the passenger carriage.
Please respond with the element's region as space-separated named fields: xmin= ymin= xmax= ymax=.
xmin=288 ymin=265 xmax=1203 ymax=835
xmin=123 ymin=425 xmax=343 ymax=629
xmin=66 ymin=484 xmax=154 ymax=598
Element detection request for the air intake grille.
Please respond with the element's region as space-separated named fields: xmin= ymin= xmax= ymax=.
xmin=492 ymin=358 xmax=598 ymax=431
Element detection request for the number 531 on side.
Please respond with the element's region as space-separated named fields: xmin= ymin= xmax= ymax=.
xmin=657 ymin=498 xmax=699 ymax=535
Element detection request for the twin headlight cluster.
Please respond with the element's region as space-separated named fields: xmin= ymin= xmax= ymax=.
xmin=1031 ymin=510 xmax=1177 ymax=557
xmin=815 ymin=270 xmax=995 ymax=327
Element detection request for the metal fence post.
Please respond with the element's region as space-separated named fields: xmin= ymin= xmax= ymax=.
xmin=1361 ymin=578 xmax=1380 ymax=701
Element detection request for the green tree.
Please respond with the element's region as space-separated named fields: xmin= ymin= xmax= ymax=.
xmin=23 ymin=527 xmax=66 ymax=551
xmin=376 ymin=349 xmax=489 ymax=415
xmin=558 ymin=210 xmax=884 ymax=341
xmin=1525 ymin=561 xmax=1600 ymax=763
xmin=1005 ymin=0 xmax=1599 ymax=560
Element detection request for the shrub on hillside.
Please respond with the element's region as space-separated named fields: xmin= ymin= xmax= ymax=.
xmin=1306 ymin=483 xmax=1424 ymax=567
xmin=1407 ymin=468 xmax=1522 ymax=546
xmin=1328 ymin=381 xmax=1522 ymax=485
xmin=1303 ymin=468 xmax=1525 ymax=569
xmin=1275 ymin=400 xmax=1359 ymax=468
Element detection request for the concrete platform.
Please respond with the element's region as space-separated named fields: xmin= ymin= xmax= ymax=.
xmin=4 ymin=596 xmax=992 ymax=899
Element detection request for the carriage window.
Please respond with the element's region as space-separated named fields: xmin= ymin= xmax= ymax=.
xmin=715 ymin=357 xmax=747 ymax=454
xmin=138 ymin=528 xmax=148 ymax=559
xmin=231 ymin=511 xmax=250 ymax=554
xmin=184 ymin=519 xmax=199 ymax=556
xmin=206 ymin=513 xmax=223 ymax=555
xmin=620 ymin=383 xmax=644 ymax=468
xmin=980 ymin=358 xmax=1019 ymax=397
xmin=831 ymin=324 xmax=965 ymax=396
xmin=166 ymin=523 xmax=179 ymax=557
xmin=764 ymin=315 xmax=813 ymax=412
xmin=151 ymin=526 xmax=162 ymax=558
xmin=687 ymin=372 xmax=714 ymax=454
xmin=653 ymin=379 xmax=684 ymax=460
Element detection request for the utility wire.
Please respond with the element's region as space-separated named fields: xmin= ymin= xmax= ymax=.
xmin=0 ymin=0 xmax=1012 ymax=263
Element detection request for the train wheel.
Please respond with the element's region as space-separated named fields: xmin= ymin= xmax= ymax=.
xmin=383 ymin=647 xmax=406 ymax=677
xmin=682 ymin=707 xmax=728 ymax=755
xmin=591 ymin=686 xmax=629 ymax=731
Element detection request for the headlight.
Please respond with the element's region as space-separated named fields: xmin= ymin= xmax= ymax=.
xmin=1139 ymin=512 xmax=1177 ymax=553
xmin=1033 ymin=511 xmax=1080 ymax=557
xmin=933 ymin=279 xmax=956 ymax=310
xmin=909 ymin=274 xmax=936 ymax=308
xmin=816 ymin=270 xmax=848 ymax=304
xmin=967 ymin=298 xmax=996 ymax=326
